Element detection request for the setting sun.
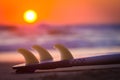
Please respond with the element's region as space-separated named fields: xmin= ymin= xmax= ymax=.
xmin=23 ymin=10 xmax=38 ymax=23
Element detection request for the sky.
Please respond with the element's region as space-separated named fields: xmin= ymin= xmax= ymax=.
xmin=0 ymin=0 xmax=120 ymax=26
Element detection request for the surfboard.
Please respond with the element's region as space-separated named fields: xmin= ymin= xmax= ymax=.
xmin=12 ymin=44 xmax=120 ymax=73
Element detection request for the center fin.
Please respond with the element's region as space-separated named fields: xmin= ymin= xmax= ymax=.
xmin=32 ymin=45 xmax=53 ymax=62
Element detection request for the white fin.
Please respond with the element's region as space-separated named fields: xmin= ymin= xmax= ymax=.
xmin=32 ymin=45 xmax=53 ymax=62
xmin=54 ymin=44 xmax=74 ymax=60
xmin=18 ymin=48 xmax=39 ymax=65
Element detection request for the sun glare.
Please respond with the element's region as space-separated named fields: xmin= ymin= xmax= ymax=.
xmin=23 ymin=10 xmax=38 ymax=23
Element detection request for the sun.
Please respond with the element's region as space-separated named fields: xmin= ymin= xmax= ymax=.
xmin=23 ymin=10 xmax=38 ymax=23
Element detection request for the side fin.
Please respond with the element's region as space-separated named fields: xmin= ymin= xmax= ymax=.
xmin=32 ymin=45 xmax=53 ymax=62
xmin=54 ymin=44 xmax=74 ymax=60
xmin=18 ymin=48 xmax=39 ymax=65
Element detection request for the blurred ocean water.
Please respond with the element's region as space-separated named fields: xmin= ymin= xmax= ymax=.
xmin=0 ymin=24 xmax=120 ymax=52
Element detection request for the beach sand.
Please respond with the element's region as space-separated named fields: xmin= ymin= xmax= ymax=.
xmin=0 ymin=62 xmax=120 ymax=80
xmin=0 ymin=47 xmax=120 ymax=80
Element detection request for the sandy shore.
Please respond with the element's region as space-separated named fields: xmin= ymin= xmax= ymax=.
xmin=0 ymin=62 xmax=120 ymax=80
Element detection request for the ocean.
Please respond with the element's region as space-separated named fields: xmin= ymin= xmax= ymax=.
xmin=0 ymin=24 xmax=120 ymax=52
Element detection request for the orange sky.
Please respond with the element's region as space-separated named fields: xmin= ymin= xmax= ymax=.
xmin=0 ymin=0 xmax=120 ymax=25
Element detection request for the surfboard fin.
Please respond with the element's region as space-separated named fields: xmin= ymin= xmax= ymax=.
xmin=32 ymin=45 xmax=53 ymax=62
xmin=54 ymin=44 xmax=74 ymax=60
xmin=18 ymin=48 xmax=39 ymax=65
